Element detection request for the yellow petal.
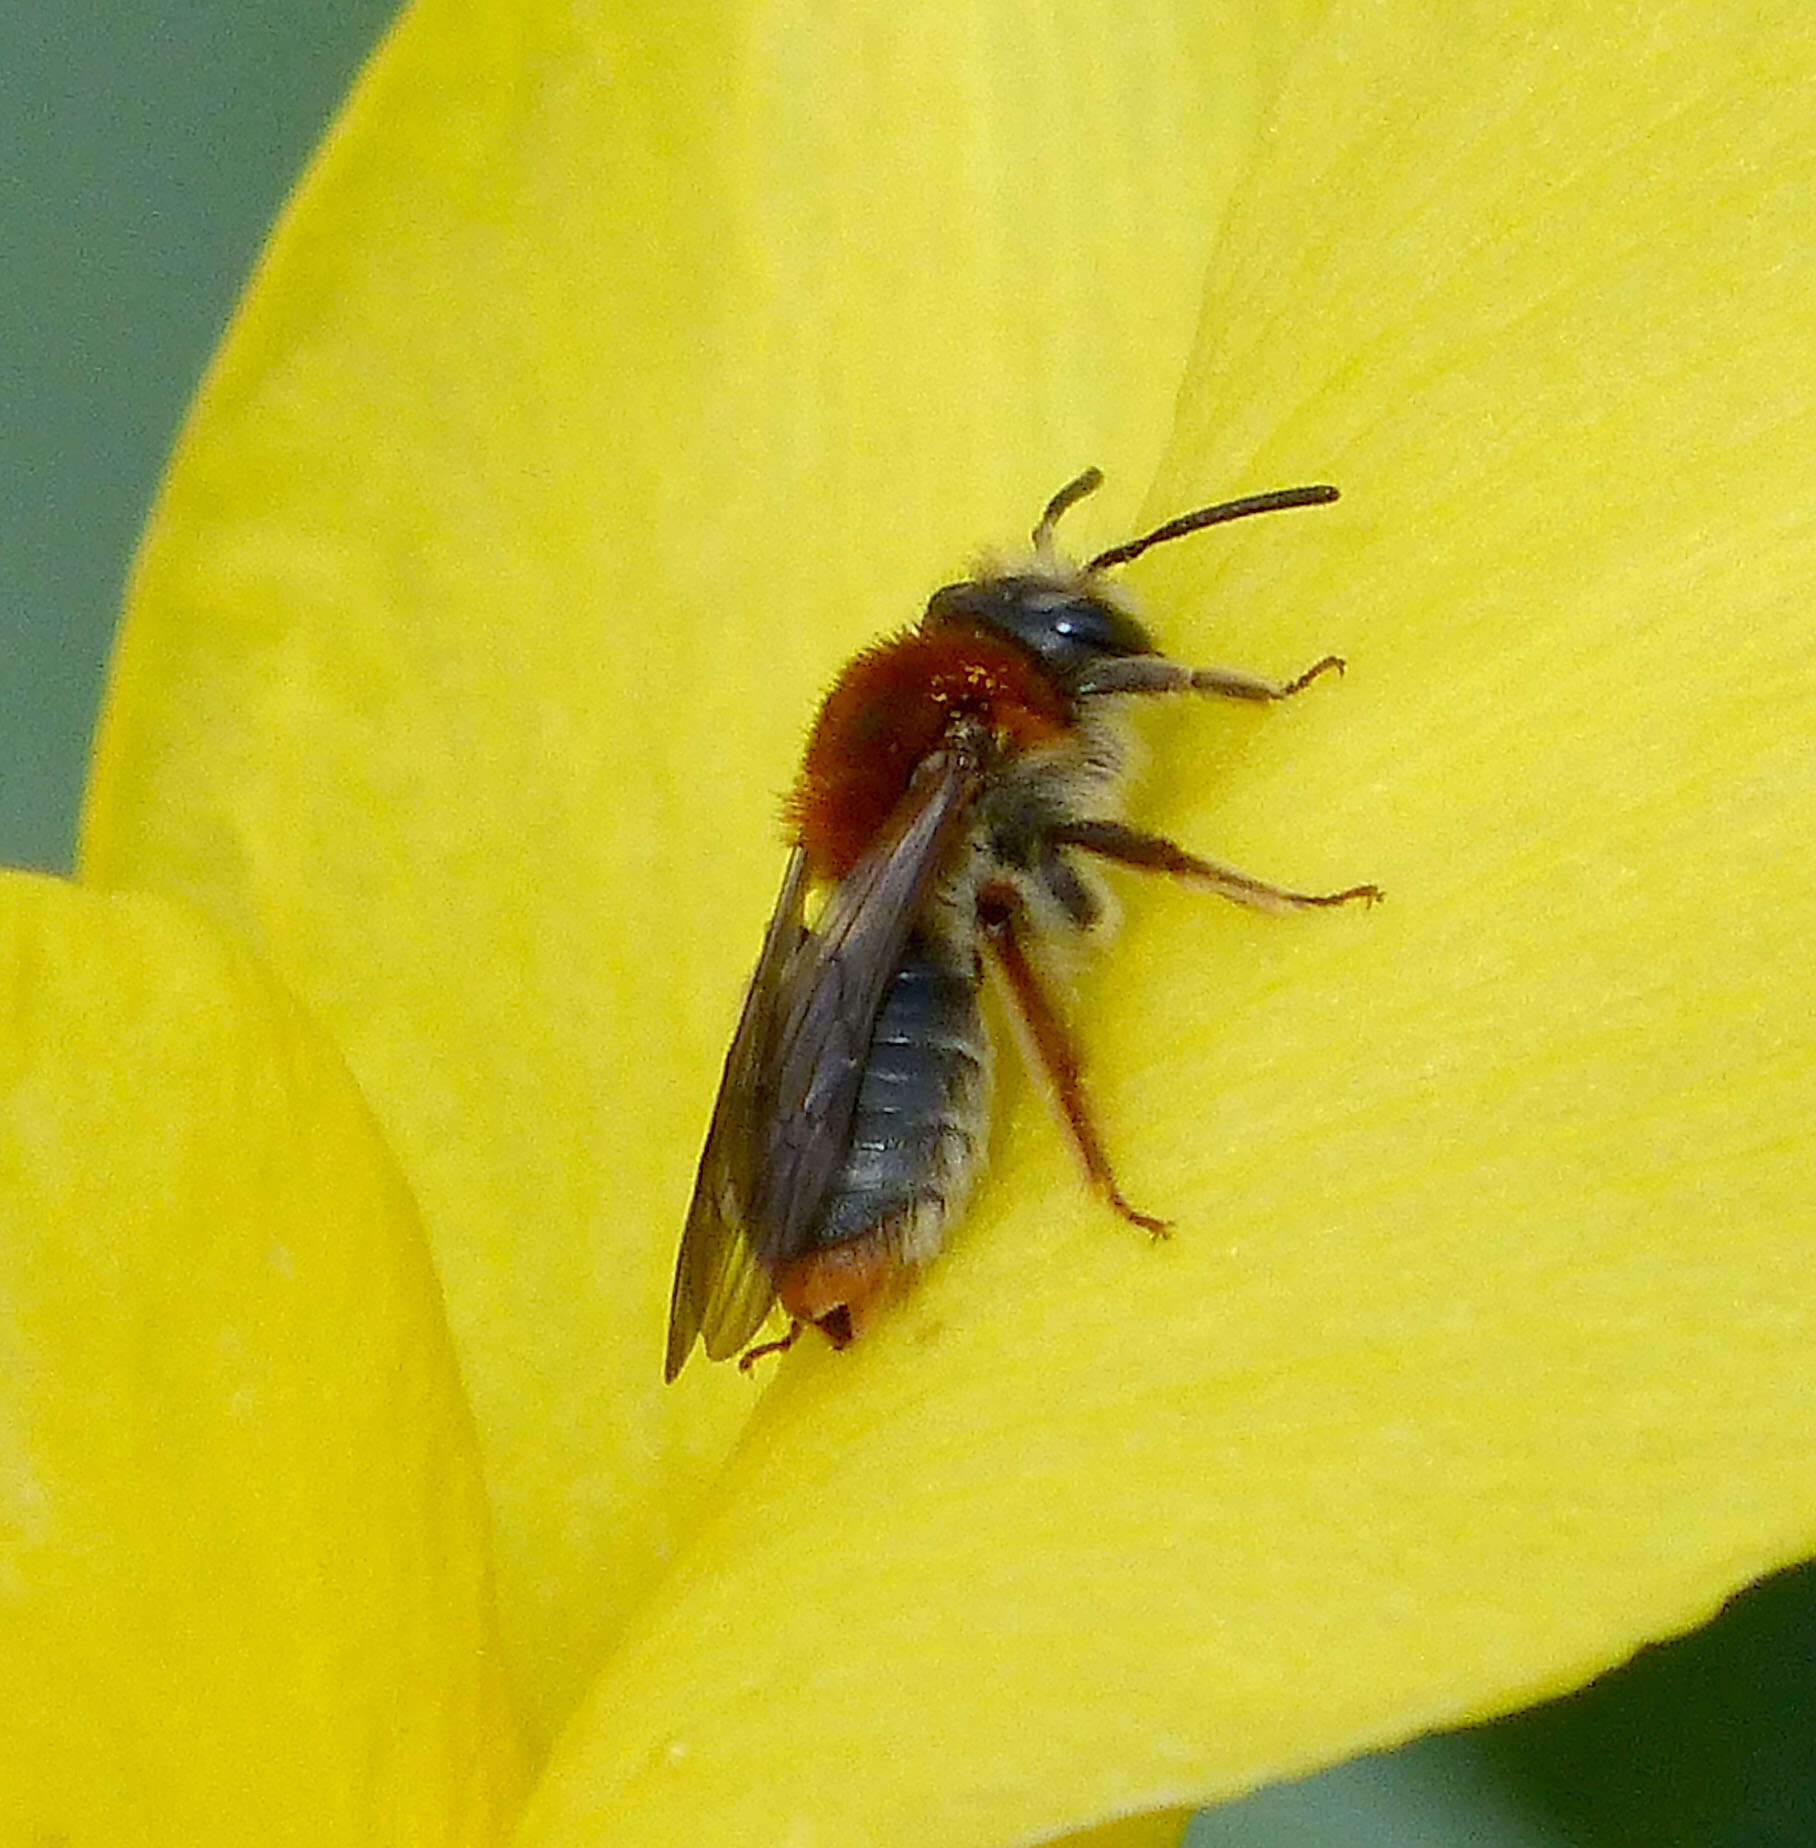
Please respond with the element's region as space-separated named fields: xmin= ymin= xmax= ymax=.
xmin=80 ymin=0 xmax=1276 ymax=1747
xmin=76 ymin=0 xmax=1816 ymax=1842
xmin=509 ymin=5 xmax=1816 ymax=1846
xmin=0 ymin=874 xmax=524 ymax=1841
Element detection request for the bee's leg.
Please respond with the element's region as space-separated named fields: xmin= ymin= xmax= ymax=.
xmin=975 ymin=880 xmax=1169 ymax=1239
xmin=737 ymin=1319 xmax=805 ymax=1372
xmin=1072 ymin=654 xmax=1345 ymax=701
xmin=1187 ymin=654 xmax=1346 ymax=701
xmin=1051 ymin=818 xmax=1382 ymax=914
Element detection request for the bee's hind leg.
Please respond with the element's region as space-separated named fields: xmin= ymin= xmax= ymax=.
xmin=975 ymin=879 xmax=1169 ymax=1239
xmin=738 ymin=1320 xmax=805 ymax=1373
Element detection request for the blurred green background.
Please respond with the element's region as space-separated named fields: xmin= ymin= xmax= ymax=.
xmin=4 ymin=2 xmax=1812 ymax=1842
xmin=2 ymin=0 xmax=401 ymax=868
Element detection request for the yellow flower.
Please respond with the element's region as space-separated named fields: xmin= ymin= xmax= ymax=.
xmin=0 ymin=876 xmax=527 ymax=1839
xmin=7 ymin=0 xmax=1815 ymax=1842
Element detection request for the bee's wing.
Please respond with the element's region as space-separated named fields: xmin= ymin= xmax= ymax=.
xmin=665 ymin=845 xmax=812 ymax=1381
xmin=752 ymin=742 xmax=984 ymax=1263
xmin=664 ymin=740 xmax=984 ymax=1379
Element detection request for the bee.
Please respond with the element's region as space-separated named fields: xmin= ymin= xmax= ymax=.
xmin=664 ymin=468 xmax=1378 ymax=1381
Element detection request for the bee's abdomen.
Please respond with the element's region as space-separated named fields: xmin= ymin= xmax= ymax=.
xmin=812 ymin=933 xmax=990 ymax=1254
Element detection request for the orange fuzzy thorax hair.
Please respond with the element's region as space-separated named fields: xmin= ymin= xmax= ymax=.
xmin=788 ymin=628 xmax=1072 ymax=879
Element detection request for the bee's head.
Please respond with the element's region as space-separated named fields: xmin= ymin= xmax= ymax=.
xmin=920 ymin=572 xmax=1154 ymax=687
xmin=921 ymin=467 xmax=1338 ymax=692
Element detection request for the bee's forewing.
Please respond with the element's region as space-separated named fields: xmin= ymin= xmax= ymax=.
xmin=666 ymin=848 xmax=811 ymax=1380
xmin=751 ymin=744 xmax=983 ymax=1262
xmin=665 ymin=742 xmax=983 ymax=1379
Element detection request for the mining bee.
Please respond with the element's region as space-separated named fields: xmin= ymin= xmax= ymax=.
xmin=664 ymin=469 xmax=1377 ymax=1380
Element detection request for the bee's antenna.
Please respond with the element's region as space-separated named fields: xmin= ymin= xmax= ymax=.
xmin=1087 ymin=483 xmax=1338 ymax=573
xmin=1032 ymin=467 xmax=1105 ymax=551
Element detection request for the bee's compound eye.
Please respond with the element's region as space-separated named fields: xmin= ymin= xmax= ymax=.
xmin=923 ymin=582 xmax=977 ymax=627
xmin=923 ymin=576 xmax=1154 ymax=681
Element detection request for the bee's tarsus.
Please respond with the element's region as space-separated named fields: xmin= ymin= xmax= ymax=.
xmin=1280 ymin=653 xmax=1346 ymax=696
xmin=738 ymin=1320 xmax=806 ymax=1373
xmin=1310 ymin=882 xmax=1384 ymax=908
xmin=1186 ymin=653 xmax=1346 ymax=702
xmin=1110 ymin=1192 xmax=1171 ymax=1239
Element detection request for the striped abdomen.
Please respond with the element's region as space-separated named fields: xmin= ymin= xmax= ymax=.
xmin=809 ymin=932 xmax=991 ymax=1259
